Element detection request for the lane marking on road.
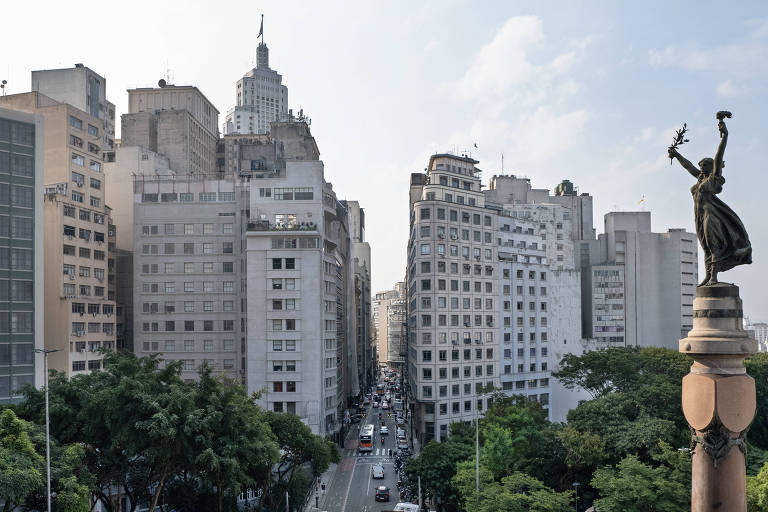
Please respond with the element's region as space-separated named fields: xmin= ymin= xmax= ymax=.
xmin=340 ymin=452 xmax=356 ymax=512
xmin=367 ymin=462 xmax=372 ymax=495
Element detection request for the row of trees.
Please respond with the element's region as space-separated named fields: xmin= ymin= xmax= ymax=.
xmin=2 ymin=351 xmax=339 ymax=512
xmin=404 ymin=347 xmax=768 ymax=512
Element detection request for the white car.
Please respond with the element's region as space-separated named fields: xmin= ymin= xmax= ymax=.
xmin=372 ymin=463 xmax=385 ymax=479
xmin=382 ymin=401 xmax=390 ymax=410
xmin=396 ymin=428 xmax=406 ymax=437
xmin=380 ymin=425 xmax=389 ymax=435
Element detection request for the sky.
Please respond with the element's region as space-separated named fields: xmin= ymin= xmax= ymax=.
xmin=4 ymin=0 xmax=768 ymax=319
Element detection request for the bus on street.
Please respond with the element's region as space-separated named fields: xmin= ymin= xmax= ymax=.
xmin=359 ymin=424 xmax=374 ymax=452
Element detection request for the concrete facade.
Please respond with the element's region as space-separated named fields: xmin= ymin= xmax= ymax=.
xmin=373 ymin=284 xmax=407 ymax=369
xmin=245 ymin=121 xmax=362 ymax=436
xmin=31 ymin=64 xmax=116 ymax=154
xmin=0 ymin=93 xmax=117 ymax=377
xmin=0 ymin=107 xmax=45 ymax=401
xmin=123 ymin=86 xmax=219 ymax=175
xmin=582 ymin=212 xmax=697 ymax=349
xmin=104 ymin=146 xmax=174 ymax=350
xmin=132 ymin=176 xmax=247 ymax=381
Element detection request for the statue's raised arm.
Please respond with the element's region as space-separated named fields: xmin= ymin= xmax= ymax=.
xmin=714 ymin=112 xmax=730 ymax=177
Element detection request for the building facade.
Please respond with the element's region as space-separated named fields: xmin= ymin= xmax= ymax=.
xmin=407 ymin=154 xmax=500 ymax=443
xmin=372 ymin=283 xmax=406 ymax=369
xmin=581 ymin=212 xmax=697 ymax=349
xmin=122 ymin=85 xmax=219 ymax=176
xmin=0 ymin=107 xmax=44 ymax=402
xmin=132 ymin=175 xmax=247 ymax=381
xmin=0 ymin=92 xmax=117 ymax=377
xmin=245 ymin=121 xmax=360 ymax=436
xmin=224 ymin=41 xmax=289 ymax=135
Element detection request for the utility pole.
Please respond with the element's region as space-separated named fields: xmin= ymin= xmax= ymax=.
xmin=35 ymin=348 xmax=61 ymax=512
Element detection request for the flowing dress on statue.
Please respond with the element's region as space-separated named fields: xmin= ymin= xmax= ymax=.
xmin=691 ymin=173 xmax=752 ymax=272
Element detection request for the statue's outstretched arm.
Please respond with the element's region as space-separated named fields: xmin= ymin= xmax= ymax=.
xmin=715 ymin=121 xmax=728 ymax=177
xmin=669 ymin=148 xmax=700 ymax=178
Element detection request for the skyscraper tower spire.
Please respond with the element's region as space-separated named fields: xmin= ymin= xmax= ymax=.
xmin=256 ymin=14 xmax=269 ymax=69
xmin=223 ymin=14 xmax=288 ymax=135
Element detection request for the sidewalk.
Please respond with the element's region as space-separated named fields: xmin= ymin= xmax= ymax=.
xmin=303 ymin=434 xmax=356 ymax=512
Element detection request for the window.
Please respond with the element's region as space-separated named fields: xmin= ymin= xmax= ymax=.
xmin=184 ymin=224 xmax=194 ymax=235
xmin=69 ymin=116 xmax=83 ymax=130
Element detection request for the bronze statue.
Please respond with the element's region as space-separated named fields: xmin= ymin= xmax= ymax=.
xmin=668 ymin=112 xmax=752 ymax=286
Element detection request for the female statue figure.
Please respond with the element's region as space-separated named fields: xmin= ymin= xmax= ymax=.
xmin=668 ymin=114 xmax=752 ymax=286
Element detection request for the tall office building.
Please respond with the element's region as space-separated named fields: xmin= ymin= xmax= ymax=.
xmin=0 ymin=91 xmax=118 ymax=376
xmin=132 ymin=175 xmax=248 ymax=381
xmin=407 ymin=154 xmax=501 ymax=443
xmin=372 ymin=283 xmax=406 ymax=369
xmin=224 ymin=37 xmax=289 ymax=135
xmin=122 ymin=85 xmax=219 ymax=175
xmin=245 ymin=120 xmax=361 ymax=436
xmin=345 ymin=200 xmax=374 ymax=393
xmin=581 ymin=212 xmax=697 ymax=349
xmin=0 ymin=107 xmax=44 ymax=402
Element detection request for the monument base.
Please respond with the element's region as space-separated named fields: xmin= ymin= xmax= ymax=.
xmin=680 ymin=283 xmax=757 ymax=512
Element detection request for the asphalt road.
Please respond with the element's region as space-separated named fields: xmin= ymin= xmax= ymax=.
xmin=318 ymin=396 xmax=410 ymax=511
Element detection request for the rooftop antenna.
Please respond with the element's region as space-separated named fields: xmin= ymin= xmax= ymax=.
xmin=0 ymin=80 xmax=6 ymax=97
xmin=258 ymin=14 xmax=264 ymax=45
xmin=501 ymin=153 xmax=504 ymax=173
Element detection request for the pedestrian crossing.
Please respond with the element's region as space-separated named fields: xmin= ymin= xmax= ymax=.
xmin=344 ymin=448 xmax=394 ymax=457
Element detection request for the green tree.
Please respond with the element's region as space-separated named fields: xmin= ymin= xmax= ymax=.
xmin=591 ymin=442 xmax=690 ymax=512
xmin=454 ymin=461 xmax=572 ymax=512
xmin=0 ymin=409 xmax=90 ymax=512
xmin=21 ymin=352 xmax=192 ymax=511
xmin=260 ymin=411 xmax=339 ymax=512
xmin=0 ymin=408 xmax=43 ymax=512
xmin=554 ymin=347 xmax=689 ymax=400
xmin=184 ymin=366 xmax=280 ymax=512
xmin=405 ymin=439 xmax=473 ymax=511
xmin=746 ymin=353 xmax=768 ymax=449
xmin=747 ymin=461 xmax=768 ymax=511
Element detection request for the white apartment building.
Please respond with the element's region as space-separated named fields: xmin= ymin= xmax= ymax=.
xmin=407 ymin=154 xmax=500 ymax=443
xmin=224 ymin=41 xmax=289 ymax=135
xmin=246 ymin=121 xmax=360 ymax=436
xmin=132 ymin=176 xmax=247 ymax=381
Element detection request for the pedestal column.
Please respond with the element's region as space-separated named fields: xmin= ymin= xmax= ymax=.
xmin=680 ymin=283 xmax=757 ymax=511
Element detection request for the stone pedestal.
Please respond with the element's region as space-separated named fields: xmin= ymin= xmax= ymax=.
xmin=680 ymin=283 xmax=758 ymax=511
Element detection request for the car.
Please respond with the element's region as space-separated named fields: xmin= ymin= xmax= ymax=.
xmin=372 ymin=401 xmax=379 ymax=408
xmin=380 ymin=425 xmax=389 ymax=435
xmin=397 ymin=417 xmax=406 ymax=427
xmin=363 ymin=397 xmax=370 ymax=405
xmin=397 ymin=439 xmax=409 ymax=450
xmin=372 ymin=463 xmax=385 ymax=479
xmin=350 ymin=414 xmax=362 ymax=424
xmin=382 ymin=401 xmax=389 ymax=410
xmin=375 ymin=486 xmax=390 ymax=502
xmin=396 ymin=428 xmax=406 ymax=437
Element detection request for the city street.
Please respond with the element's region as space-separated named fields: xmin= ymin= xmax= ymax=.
xmin=317 ymin=387 xmax=411 ymax=511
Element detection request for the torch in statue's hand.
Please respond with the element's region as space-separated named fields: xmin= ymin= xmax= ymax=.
xmin=669 ymin=123 xmax=689 ymax=164
xmin=717 ymin=111 xmax=731 ymax=138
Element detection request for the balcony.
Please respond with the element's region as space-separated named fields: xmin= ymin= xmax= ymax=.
xmin=247 ymin=220 xmax=318 ymax=232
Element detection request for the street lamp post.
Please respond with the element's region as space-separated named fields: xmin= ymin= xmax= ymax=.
xmin=35 ymin=348 xmax=61 ymax=512
xmin=475 ymin=392 xmax=492 ymax=504
xmin=572 ymin=482 xmax=580 ymax=512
